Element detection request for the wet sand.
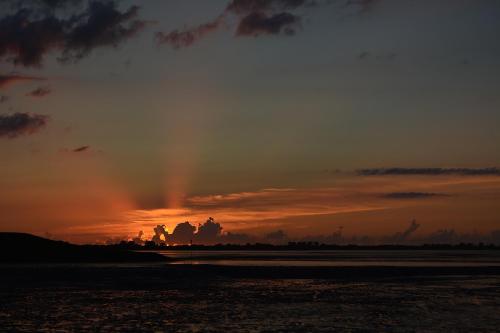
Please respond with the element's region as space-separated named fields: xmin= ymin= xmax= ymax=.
xmin=1 ymin=264 xmax=500 ymax=332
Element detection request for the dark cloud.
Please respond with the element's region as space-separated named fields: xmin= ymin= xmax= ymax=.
xmin=196 ymin=217 xmax=224 ymax=244
xmin=382 ymin=192 xmax=447 ymax=199
xmin=149 ymin=217 xmax=252 ymax=245
xmin=60 ymin=2 xmax=148 ymax=63
xmin=386 ymin=219 xmax=420 ymax=243
xmin=72 ymin=145 xmax=90 ymax=152
xmin=151 ymin=224 xmax=168 ymax=245
xmin=170 ymin=221 xmax=196 ymax=244
xmin=236 ymin=12 xmax=300 ymax=36
xmin=156 ymin=0 xmax=313 ymax=49
xmin=59 ymin=145 xmax=97 ymax=154
xmin=223 ymin=231 xmax=254 ymax=244
xmin=12 ymin=0 xmax=83 ymax=9
xmin=0 ymin=1 xmax=148 ymax=67
xmin=26 ymin=86 xmax=51 ymax=97
xmin=226 ymin=0 xmax=309 ymax=15
xmin=345 ymin=0 xmax=381 ymax=13
xmin=0 ymin=112 xmax=49 ymax=138
xmin=155 ymin=18 xmax=222 ymax=49
xmin=132 ymin=230 xmax=144 ymax=245
xmin=39 ymin=0 xmax=79 ymax=7
xmin=299 ymin=223 xmax=500 ymax=246
xmin=0 ymin=74 xmax=46 ymax=89
xmin=420 ymin=229 xmax=500 ymax=245
xmin=148 ymin=218 xmax=223 ymax=245
xmin=0 ymin=9 xmax=67 ymax=67
xmin=144 ymin=217 xmax=500 ymax=246
xmin=357 ymin=167 xmax=500 ymax=176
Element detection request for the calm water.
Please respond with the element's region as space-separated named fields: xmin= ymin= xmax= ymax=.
xmin=155 ymin=250 xmax=500 ymax=267
xmin=2 ymin=264 xmax=500 ymax=332
xmin=2 ymin=252 xmax=500 ymax=332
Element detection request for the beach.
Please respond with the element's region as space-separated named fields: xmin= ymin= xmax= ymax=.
xmin=1 ymin=263 xmax=500 ymax=332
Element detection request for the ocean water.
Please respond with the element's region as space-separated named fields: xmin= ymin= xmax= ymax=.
xmin=1 ymin=273 xmax=499 ymax=332
xmin=1 ymin=251 xmax=500 ymax=332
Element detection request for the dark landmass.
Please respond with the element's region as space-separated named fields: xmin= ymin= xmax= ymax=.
xmin=113 ymin=240 xmax=500 ymax=251
xmin=0 ymin=233 xmax=167 ymax=263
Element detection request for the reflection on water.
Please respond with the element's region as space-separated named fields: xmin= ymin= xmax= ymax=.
xmin=2 ymin=275 xmax=500 ymax=332
xmin=155 ymin=250 xmax=500 ymax=267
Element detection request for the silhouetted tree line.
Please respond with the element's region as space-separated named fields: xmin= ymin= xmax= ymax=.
xmin=109 ymin=241 xmax=500 ymax=251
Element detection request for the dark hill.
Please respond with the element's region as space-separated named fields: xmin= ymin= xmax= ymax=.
xmin=0 ymin=233 xmax=167 ymax=263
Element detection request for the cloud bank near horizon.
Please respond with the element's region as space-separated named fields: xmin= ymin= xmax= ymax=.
xmin=67 ymin=217 xmax=500 ymax=246
xmin=357 ymin=168 xmax=500 ymax=177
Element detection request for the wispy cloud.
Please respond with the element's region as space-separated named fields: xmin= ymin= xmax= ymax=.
xmin=0 ymin=74 xmax=46 ymax=89
xmin=236 ymin=12 xmax=300 ymax=36
xmin=59 ymin=145 xmax=96 ymax=154
xmin=382 ymin=192 xmax=449 ymax=199
xmin=156 ymin=18 xmax=223 ymax=49
xmin=156 ymin=0 xmax=315 ymax=49
xmin=357 ymin=167 xmax=500 ymax=176
xmin=26 ymin=86 xmax=51 ymax=98
xmin=72 ymin=145 xmax=90 ymax=153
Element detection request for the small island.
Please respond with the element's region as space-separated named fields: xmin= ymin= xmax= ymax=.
xmin=0 ymin=233 xmax=167 ymax=263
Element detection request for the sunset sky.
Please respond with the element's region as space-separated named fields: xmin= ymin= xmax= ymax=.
xmin=1 ymin=0 xmax=499 ymax=243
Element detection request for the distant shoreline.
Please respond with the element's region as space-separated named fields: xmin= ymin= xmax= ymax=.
xmin=125 ymin=243 xmax=500 ymax=251
xmin=2 ymin=232 xmax=500 ymax=264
